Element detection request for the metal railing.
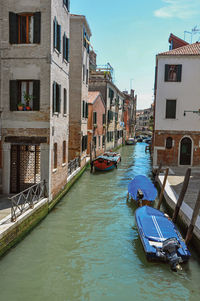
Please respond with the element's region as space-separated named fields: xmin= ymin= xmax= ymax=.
xmin=9 ymin=180 xmax=47 ymax=222
xmin=68 ymin=157 xmax=80 ymax=176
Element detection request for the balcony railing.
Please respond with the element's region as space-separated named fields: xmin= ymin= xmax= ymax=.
xmin=9 ymin=180 xmax=47 ymax=222
xmin=68 ymin=157 xmax=80 ymax=175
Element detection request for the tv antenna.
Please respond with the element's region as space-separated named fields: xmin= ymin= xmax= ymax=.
xmin=184 ymin=26 xmax=200 ymax=43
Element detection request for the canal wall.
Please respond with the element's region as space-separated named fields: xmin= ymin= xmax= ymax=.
xmin=158 ymin=175 xmax=200 ymax=253
xmin=0 ymin=159 xmax=90 ymax=257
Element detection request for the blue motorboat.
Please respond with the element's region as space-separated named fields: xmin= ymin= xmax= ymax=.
xmin=127 ymin=175 xmax=157 ymax=206
xmin=135 ymin=206 xmax=191 ymax=270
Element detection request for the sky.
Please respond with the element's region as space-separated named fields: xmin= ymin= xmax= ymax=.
xmin=71 ymin=0 xmax=200 ymax=109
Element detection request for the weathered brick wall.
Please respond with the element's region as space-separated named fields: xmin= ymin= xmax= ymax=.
xmin=154 ymin=130 xmax=200 ymax=166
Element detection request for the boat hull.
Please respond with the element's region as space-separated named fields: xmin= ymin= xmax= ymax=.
xmin=92 ymin=154 xmax=121 ymax=171
xmin=135 ymin=206 xmax=191 ymax=263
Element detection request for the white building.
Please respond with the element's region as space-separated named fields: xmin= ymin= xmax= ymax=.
xmin=153 ymin=42 xmax=200 ymax=166
xmin=0 ymin=0 xmax=70 ymax=199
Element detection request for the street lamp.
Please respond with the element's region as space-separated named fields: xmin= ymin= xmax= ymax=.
xmin=183 ymin=109 xmax=200 ymax=116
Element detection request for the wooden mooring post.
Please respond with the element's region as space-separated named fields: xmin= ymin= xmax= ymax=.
xmin=157 ymin=168 xmax=169 ymax=210
xmin=172 ymin=168 xmax=191 ymax=223
xmin=90 ymin=141 xmax=93 ymax=173
xmin=185 ymin=189 xmax=200 ymax=245
xmin=155 ymin=162 xmax=162 ymax=183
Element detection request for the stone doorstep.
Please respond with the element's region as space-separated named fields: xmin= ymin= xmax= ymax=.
xmin=0 ymin=198 xmax=48 ymax=240
xmin=158 ymin=175 xmax=200 ymax=240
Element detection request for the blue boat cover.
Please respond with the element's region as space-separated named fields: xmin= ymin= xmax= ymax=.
xmin=128 ymin=175 xmax=157 ymax=201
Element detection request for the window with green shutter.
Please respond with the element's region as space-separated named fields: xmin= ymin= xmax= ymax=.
xmin=93 ymin=111 xmax=97 ymax=124
xmin=63 ymin=33 xmax=69 ymax=62
xmin=53 ymin=81 xmax=61 ymax=114
xmin=63 ymin=0 xmax=70 ymax=12
xmin=165 ymin=99 xmax=176 ymax=119
xmin=54 ymin=17 xmax=61 ymax=52
xmin=82 ymin=100 xmax=85 ymax=118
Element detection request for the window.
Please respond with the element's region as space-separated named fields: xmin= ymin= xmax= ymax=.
xmin=108 ymin=110 xmax=113 ymax=123
xmin=63 ymin=33 xmax=69 ymax=62
xmin=63 ymin=0 xmax=70 ymax=11
xmin=86 ymin=69 xmax=89 ymax=85
xmin=9 ymin=80 xmax=40 ymax=111
xmin=98 ymin=136 xmax=101 ymax=149
xmin=109 ymin=88 xmax=114 ymax=104
xmin=83 ymin=65 xmax=85 ymax=82
xmin=93 ymin=136 xmax=96 ymax=148
xmin=63 ymin=88 xmax=67 ymax=115
xmin=165 ymin=64 xmax=182 ymax=82
xmin=53 ymin=82 xmax=61 ymax=114
xmin=54 ymin=143 xmax=57 ymax=169
xmin=165 ymin=99 xmax=176 ymax=119
xmin=63 ymin=141 xmax=66 ymax=163
xmin=102 ymin=114 xmax=106 ymax=125
xmin=83 ymin=27 xmax=90 ymax=53
xmin=9 ymin=12 xmax=41 ymax=44
xmin=82 ymin=135 xmax=88 ymax=152
xmin=166 ymin=137 xmax=173 ymax=149
xmin=82 ymin=100 xmax=88 ymax=118
xmin=93 ymin=111 xmax=97 ymax=125
xmin=102 ymin=135 xmax=105 ymax=146
xmin=53 ymin=18 xmax=61 ymax=52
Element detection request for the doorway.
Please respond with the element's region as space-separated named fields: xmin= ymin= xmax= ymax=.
xmin=10 ymin=144 xmax=41 ymax=193
xmin=179 ymin=137 xmax=192 ymax=165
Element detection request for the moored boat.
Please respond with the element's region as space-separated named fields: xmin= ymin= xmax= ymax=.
xmin=127 ymin=175 xmax=157 ymax=206
xmin=135 ymin=205 xmax=191 ymax=271
xmin=125 ymin=138 xmax=136 ymax=145
xmin=92 ymin=152 xmax=121 ymax=171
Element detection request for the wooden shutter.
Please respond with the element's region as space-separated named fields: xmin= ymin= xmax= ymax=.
xmin=53 ymin=18 xmax=57 ymax=49
xmin=164 ymin=65 xmax=170 ymax=81
xmin=63 ymin=34 xmax=66 ymax=60
xmin=9 ymin=12 xmax=18 ymax=44
xmin=33 ymin=80 xmax=40 ymax=111
xmin=63 ymin=88 xmax=67 ymax=114
xmin=10 ymin=80 xmax=18 ymax=111
xmin=166 ymin=99 xmax=176 ymax=119
xmin=86 ymin=102 xmax=88 ymax=118
xmin=66 ymin=38 xmax=69 ymax=62
xmin=82 ymin=100 xmax=85 ymax=118
xmin=58 ymin=84 xmax=61 ymax=112
xmin=33 ymin=12 xmax=41 ymax=43
xmin=57 ymin=24 xmax=61 ymax=52
xmin=53 ymin=82 xmax=56 ymax=113
xmin=177 ymin=65 xmax=182 ymax=82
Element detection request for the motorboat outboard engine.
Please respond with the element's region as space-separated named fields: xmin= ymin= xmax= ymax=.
xmin=137 ymin=189 xmax=144 ymax=200
xmin=162 ymin=238 xmax=182 ymax=271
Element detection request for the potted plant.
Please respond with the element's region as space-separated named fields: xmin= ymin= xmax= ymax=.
xmin=17 ymin=103 xmax=24 ymax=111
xmin=23 ymin=92 xmax=33 ymax=110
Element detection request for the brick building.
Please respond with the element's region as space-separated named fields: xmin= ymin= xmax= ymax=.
xmin=123 ymin=90 xmax=137 ymax=140
xmin=153 ymin=40 xmax=200 ymax=167
xmin=87 ymin=91 xmax=106 ymax=157
xmin=68 ymin=14 xmax=91 ymax=167
xmin=0 ymin=0 xmax=70 ymax=199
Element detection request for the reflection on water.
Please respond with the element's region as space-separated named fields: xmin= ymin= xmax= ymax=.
xmin=0 ymin=143 xmax=199 ymax=301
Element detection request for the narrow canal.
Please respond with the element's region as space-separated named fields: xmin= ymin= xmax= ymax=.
xmin=0 ymin=143 xmax=200 ymax=301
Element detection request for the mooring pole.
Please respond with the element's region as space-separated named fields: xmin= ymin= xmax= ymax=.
xmin=155 ymin=161 xmax=162 ymax=183
xmin=185 ymin=189 xmax=200 ymax=245
xmin=90 ymin=141 xmax=93 ymax=173
xmin=126 ymin=192 xmax=129 ymax=202
xmin=172 ymin=168 xmax=191 ymax=223
xmin=157 ymin=168 xmax=169 ymax=210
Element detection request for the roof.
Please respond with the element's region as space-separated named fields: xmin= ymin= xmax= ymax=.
xmin=158 ymin=42 xmax=200 ymax=56
xmin=88 ymin=91 xmax=105 ymax=107
xmin=70 ymin=14 xmax=92 ymax=37
xmin=168 ymin=33 xmax=188 ymax=48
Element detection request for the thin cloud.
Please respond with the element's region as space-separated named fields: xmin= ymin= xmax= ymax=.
xmin=154 ymin=0 xmax=200 ymax=19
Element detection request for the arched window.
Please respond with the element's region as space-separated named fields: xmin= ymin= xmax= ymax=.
xmin=166 ymin=137 xmax=173 ymax=149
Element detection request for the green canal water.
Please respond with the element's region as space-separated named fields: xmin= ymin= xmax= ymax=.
xmin=0 ymin=143 xmax=200 ymax=301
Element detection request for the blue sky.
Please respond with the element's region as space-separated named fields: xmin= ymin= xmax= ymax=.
xmin=71 ymin=0 xmax=200 ymax=109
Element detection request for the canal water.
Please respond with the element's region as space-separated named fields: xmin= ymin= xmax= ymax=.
xmin=0 ymin=143 xmax=200 ymax=301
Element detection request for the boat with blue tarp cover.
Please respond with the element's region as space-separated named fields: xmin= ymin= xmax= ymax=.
xmin=92 ymin=152 xmax=121 ymax=171
xmin=127 ymin=175 xmax=157 ymax=206
xmin=135 ymin=206 xmax=191 ymax=271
